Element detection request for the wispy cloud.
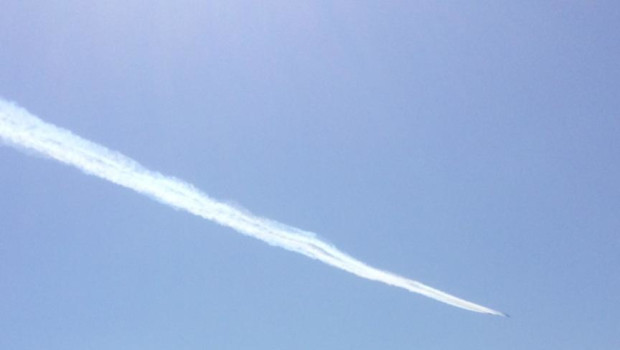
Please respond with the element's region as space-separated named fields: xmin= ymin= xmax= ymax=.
xmin=0 ymin=98 xmax=505 ymax=316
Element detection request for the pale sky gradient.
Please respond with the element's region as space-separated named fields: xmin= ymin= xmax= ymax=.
xmin=1 ymin=2 xmax=619 ymax=349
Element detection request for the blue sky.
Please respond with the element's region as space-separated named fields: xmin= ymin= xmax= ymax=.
xmin=1 ymin=1 xmax=619 ymax=349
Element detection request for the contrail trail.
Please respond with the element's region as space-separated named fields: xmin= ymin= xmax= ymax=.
xmin=0 ymin=98 xmax=506 ymax=316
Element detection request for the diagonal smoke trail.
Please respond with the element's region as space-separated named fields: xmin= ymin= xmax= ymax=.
xmin=0 ymin=98 xmax=505 ymax=316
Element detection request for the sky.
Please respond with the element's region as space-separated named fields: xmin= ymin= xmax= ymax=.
xmin=1 ymin=1 xmax=619 ymax=349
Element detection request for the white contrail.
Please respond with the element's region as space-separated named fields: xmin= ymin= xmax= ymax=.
xmin=0 ymin=98 xmax=506 ymax=316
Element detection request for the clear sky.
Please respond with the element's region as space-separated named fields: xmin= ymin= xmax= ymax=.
xmin=1 ymin=1 xmax=619 ymax=349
